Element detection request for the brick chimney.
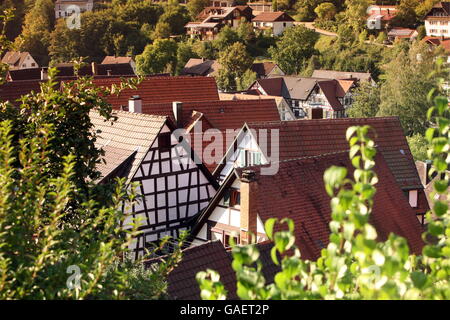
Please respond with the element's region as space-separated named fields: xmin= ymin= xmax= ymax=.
xmin=129 ymin=95 xmax=142 ymax=113
xmin=40 ymin=68 xmax=48 ymax=80
xmin=91 ymin=62 xmax=98 ymax=76
xmin=172 ymin=101 xmax=183 ymax=128
xmin=239 ymin=169 xmax=258 ymax=245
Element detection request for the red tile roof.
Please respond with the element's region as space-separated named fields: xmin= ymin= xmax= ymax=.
xmin=101 ymin=56 xmax=134 ymax=65
xmin=252 ymin=11 xmax=294 ymax=22
xmin=250 ymin=77 xmax=284 ymax=96
xmin=0 ymin=80 xmax=44 ymax=105
xmin=95 ymin=76 xmax=220 ymax=107
xmin=145 ymin=241 xmax=237 ymax=300
xmin=244 ymin=117 xmax=422 ymax=190
xmin=141 ymin=99 xmax=281 ymax=172
xmin=235 ymin=151 xmax=425 ymax=259
xmin=251 ymin=62 xmax=279 ymax=78
xmin=0 ymin=76 xmax=220 ymax=107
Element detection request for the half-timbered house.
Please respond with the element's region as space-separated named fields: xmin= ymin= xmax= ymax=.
xmin=247 ymin=76 xmax=357 ymax=119
xmin=190 ymin=152 xmax=425 ymax=259
xmin=91 ymin=109 xmax=218 ymax=259
xmin=212 ymin=117 xmax=430 ymax=222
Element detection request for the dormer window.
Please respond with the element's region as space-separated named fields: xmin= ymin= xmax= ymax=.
xmin=223 ymin=189 xmax=240 ymax=207
xmin=158 ymin=132 xmax=171 ymax=152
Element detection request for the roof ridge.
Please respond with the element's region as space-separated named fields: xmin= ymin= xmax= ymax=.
xmin=112 ymin=109 xmax=168 ymax=120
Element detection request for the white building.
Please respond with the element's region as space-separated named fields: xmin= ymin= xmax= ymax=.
xmin=252 ymin=11 xmax=294 ymax=36
xmin=424 ymin=2 xmax=450 ymax=37
xmin=55 ymin=0 xmax=94 ymax=19
xmin=1 ymin=51 xmax=38 ymax=70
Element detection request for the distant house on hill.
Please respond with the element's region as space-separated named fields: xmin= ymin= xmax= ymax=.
xmin=101 ymin=56 xmax=136 ymax=73
xmin=311 ymin=69 xmax=374 ymax=84
xmin=180 ymin=58 xmax=222 ymax=77
xmin=248 ymin=76 xmax=357 ymax=119
xmin=247 ymin=1 xmax=273 ymax=15
xmin=387 ymin=27 xmax=418 ymax=42
xmin=181 ymin=59 xmax=284 ymax=79
xmin=423 ymin=36 xmax=450 ymax=63
xmin=1 ymin=51 xmax=38 ymax=70
xmin=252 ymin=11 xmax=294 ymax=36
xmin=5 ymin=62 xmax=135 ymax=81
xmin=424 ymin=2 xmax=450 ymax=37
xmin=55 ymin=0 xmax=94 ymax=19
xmin=366 ymin=5 xmax=397 ymax=30
xmin=210 ymin=0 xmax=234 ymax=7
xmin=185 ymin=6 xmax=254 ymax=40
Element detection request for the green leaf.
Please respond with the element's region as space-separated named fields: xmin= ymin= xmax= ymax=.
xmin=411 ymin=272 xmax=427 ymax=289
xmin=433 ymin=201 xmax=448 ymax=217
xmin=346 ymin=126 xmax=358 ymax=141
xmin=265 ymin=218 xmax=277 ymax=240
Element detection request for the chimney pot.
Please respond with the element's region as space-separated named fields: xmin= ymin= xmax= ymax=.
xmin=91 ymin=62 xmax=98 ymax=76
xmin=40 ymin=68 xmax=48 ymax=80
xmin=129 ymin=95 xmax=142 ymax=113
xmin=172 ymin=101 xmax=183 ymax=128
xmin=241 ymin=169 xmax=257 ymax=183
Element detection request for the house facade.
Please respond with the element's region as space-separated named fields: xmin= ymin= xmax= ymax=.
xmin=248 ymin=76 xmax=355 ymax=119
xmin=91 ymin=107 xmax=218 ymax=259
xmin=211 ymin=118 xmax=430 ymax=223
xmin=366 ymin=5 xmax=397 ymax=30
xmin=185 ymin=6 xmax=254 ymax=40
xmin=1 ymin=51 xmax=38 ymax=70
xmin=424 ymin=2 xmax=450 ymax=37
xmin=55 ymin=0 xmax=94 ymax=19
xmin=101 ymin=56 xmax=136 ymax=74
xmin=252 ymin=12 xmax=294 ymax=36
xmin=191 ymin=152 xmax=425 ymax=258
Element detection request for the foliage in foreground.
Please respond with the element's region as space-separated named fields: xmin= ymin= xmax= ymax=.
xmin=197 ymin=89 xmax=450 ymax=299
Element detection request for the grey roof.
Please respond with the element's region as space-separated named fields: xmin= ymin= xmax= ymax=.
xmin=311 ymin=70 xmax=372 ymax=82
xmin=90 ymin=110 xmax=167 ymax=182
xmin=181 ymin=59 xmax=221 ymax=77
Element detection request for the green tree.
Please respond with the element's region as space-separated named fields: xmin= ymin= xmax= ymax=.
xmin=187 ymin=0 xmax=209 ymax=18
xmin=237 ymin=69 xmax=257 ymax=91
xmin=407 ymin=134 xmax=429 ymax=161
xmin=347 ymin=82 xmax=380 ymax=118
xmin=392 ymin=0 xmax=419 ymax=28
xmin=0 ymin=66 xmax=184 ymax=299
xmin=237 ymin=18 xmax=256 ymax=44
xmin=216 ymin=42 xmax=253 ymax=92
xmin=159 ymin=1 xmax=190 ymax=35
xmin=378 ymin=42 xmax=443 ymax=135
xmin=269 ymin=25 xmax=319 ymax=75
xmin=136 ymin=39 xmax=178 ymax=75
xmin=192 ymin=40 xmax=216 ymax=60
xmin=213 ymin=26 xmax=240 ymax=51
xmin=176 ymin=40 xmax=199 ymax=75
xmin=343 ymin=0 xmax=373 ymax=34
xmin=315 ymin=2 xmax=337 ymax=21
xmin=15 ymin=0 xmax=54 ymax=65
xmin=153 ymin=21 xmax=171 ymax=39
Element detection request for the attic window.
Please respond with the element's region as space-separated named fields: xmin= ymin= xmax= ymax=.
xmin=223 ymin=189 xmax=240 ymax=207
xmin=158 ymin=132 xmax=171 ymax=152
xmin=400 ymin=149 xmax=405 ymax=155
xmin=219 ymin=108 xmax=225 ymax=113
